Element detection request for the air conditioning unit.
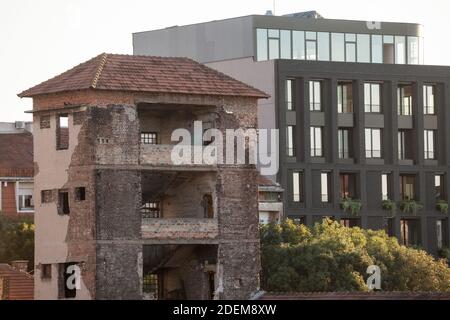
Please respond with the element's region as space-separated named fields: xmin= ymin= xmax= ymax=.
xmin=15 ymin=121 xmax=25 ymax=129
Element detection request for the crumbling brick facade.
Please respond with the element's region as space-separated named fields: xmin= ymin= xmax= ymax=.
xmin=20 ymin=54 xmax=267 ymax=300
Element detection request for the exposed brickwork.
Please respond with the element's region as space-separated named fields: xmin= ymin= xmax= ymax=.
xmin=142 ymin=218 xmax=219 ymax=240
xmin=1 ymin=182 xmax=17 ymax=215
xmin=39 ymin=115 xmax=51 ymax=129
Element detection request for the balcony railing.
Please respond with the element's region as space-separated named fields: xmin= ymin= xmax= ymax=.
xmin=142 ymin=218 xmax=219 ymax=240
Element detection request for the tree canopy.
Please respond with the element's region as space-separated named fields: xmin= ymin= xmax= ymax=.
xmin=0 ymin=216 xmax=34 ymax=271
xmin=260 ymin=219 xmax=450 ymax=292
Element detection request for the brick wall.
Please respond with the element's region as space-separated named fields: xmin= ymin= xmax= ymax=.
xmin=1 ymin=182 xmax=17 ymax=215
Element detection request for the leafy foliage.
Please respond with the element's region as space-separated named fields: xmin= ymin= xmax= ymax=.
xmin=261 ymin=219 xmax=450 ymax=292
xmin=0 ymin=216 xmax=35 ymax=271
xmin=382 ymin=199 xmax=397 ymax=217
xmin=340 ymin=198 xmax=362 ymax=216
xmin=399 ymin=200 xmax=423 ymax=215
xmin=436 ymin=200 xmax=449 ymax=215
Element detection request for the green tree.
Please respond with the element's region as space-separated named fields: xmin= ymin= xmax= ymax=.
xmin=0 ymin=216 xmax=35 ymax=271
xmin=261 ymin=219 xmax=450 ymax=292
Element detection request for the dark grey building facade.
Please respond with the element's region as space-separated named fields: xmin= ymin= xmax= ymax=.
xmin=133 ymin=12 xmax=450 ymax=255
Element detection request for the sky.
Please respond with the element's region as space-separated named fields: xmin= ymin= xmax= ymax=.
xmin=1 ymin=0 xmax=450 ymax=122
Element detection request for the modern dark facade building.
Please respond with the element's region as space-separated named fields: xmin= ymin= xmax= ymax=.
xmin=133 ymin=12 xmax=450 ymax=255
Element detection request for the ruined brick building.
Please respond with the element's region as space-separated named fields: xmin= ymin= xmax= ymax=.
xmin=19 ymin=53 xmax=268 ymax=300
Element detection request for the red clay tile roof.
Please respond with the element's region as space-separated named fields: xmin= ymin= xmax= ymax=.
xmin=0 ymin=132 xmax=33 ymax=177
xmin=18 ymin=53 xmax=269 ymax=99
xmin=0 ymin=264 xmax=34 ymax=300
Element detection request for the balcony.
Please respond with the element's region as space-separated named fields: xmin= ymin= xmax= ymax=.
xmin=140 ymin=144 xmax=218 ymax=168
xmin=142 ymin=218 xmax=219 ymax=240
xmin=259 ymin=201 xmax=283 ymax=212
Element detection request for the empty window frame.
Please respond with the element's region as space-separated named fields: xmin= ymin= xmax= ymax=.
xmin=383 ymin=35 xmax=395 ymax=64
xmin=397 ymin=85 xmax=413 ymax=115
xmin=58 ymin=190 xmax=70 ymax=215
xmin=423 ymin=85 xmax=435 ymax=115
xmin=141 ymin=202 xmax=161 ymax=219
xmin=338 ymin=128 xmax=351 ymax=159
xmin=60 ymin=262 xmax=78 ymax=299
xmin=41 ymin=264 xmax=52 ymax=280
xmin=310 ymin=127 xmax=323 ymax=157
xmin=337 ymin=81 xmax=353 ymax=113
xmin=56 ymin=114 xmax=69 ymax=150
xmin=292 ymin=171 xmax=303 ymax=203
xmin=364 ymin=83 xmax=381 ymax=113
xmin=286 ymin=126 xmax=296 ymax=157
xmin=365 ymin=128 xmax=382 ymax=158
xmin=286 ymin=79 xmax=294 ymax=110
xmin=41 ymin=190 xmax=53 ymax=204
xmin=202 ymin=194 xmax=214 ymax=219
xmin=424 ymin=130 xmax=436 ymax=160
xmin=381 ymin=173 xmax=391 ymax=201
xmin=321 ymin=172 xmax=331 ymax=203
xmin=309 ymin=81 xmax=322 ymax=111
xmin=143 ymin=273 xmax=160 ymax=299
xmin=75 ymin=187 xmax=86 ymax=201
xmin=140 ymin=132 xmax=158 ymax=145
xmin=435 ymin=175 xmax=446 ymax=201
xmin=340 ymin=218 xmax=360 ymax=228
xmin=400 ymin=175 xmax=415 ymax=200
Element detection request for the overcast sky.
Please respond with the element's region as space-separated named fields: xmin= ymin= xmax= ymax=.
xmin=1 ymin=0 xmax=449 ymax=122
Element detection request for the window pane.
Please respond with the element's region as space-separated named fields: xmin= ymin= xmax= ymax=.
xmin=357 ymin=34 xmax=370 ymax=63
xmin=395 ymin=36 xmax=406 ymax=64
xmin=306 ymin=41 xmax=316 ymax=60
xmin=346 ymin=43 xmax=356 ymax=62
xmin=317 ymin=32 xmax=330 ymax=61
xmin=280 ymin=30 xmax=292 ymax=59
xmin=314 ymin=82 xmax=321 ymax=106
xmin=345 ymin=33 xmax=356 ymax=42
xmin=268 ymin=38 xmax=279 ymax=59
xmin=268 ymin=29 xmax=279 ymax=38
xmin=331 ymin=33 xmax=345 ymax=62
xmin=292 ymin=31 xmax=305 ymax=60
xmin=293 ymin=172 xmax=300 ymax=202
xmin=364 ymin=83 xmax=371 ymax=112
xmin=384 ymin=35 xmax=394 ymax=44
xmin=286 ymin=79 xmax=293 ymax=110
xmin=407 ymin=36 xmax=419 ymax=65
xmin=321 ymin=173 xmax=329 ymax=202
xmin=371 ymin=84 xmax=380 ymax=112
xmin=287 ymin=126 xmax=294 ymax=156
xmin=372 ymin=129 xmax=381 ymax=157
xmin=306 ymin=31 xmax=316 ymax=40
xmin=256 ymin=29 xmax=268 ymax=61
xmin=372 ymin=35 xmax=383 ymax=63
xmin=381 ymin=174 xmax=388 ymax=200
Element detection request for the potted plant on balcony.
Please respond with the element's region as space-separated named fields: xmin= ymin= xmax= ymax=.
xmin=382 ymin=199 xmax=397 ymax=217
xmin=436 ymin=200 xmax=449 ymax=215
xmin=399 ymin=199 xmax=423 ymax=215
xmin=340 ymin=198 xmax=362 ymax=216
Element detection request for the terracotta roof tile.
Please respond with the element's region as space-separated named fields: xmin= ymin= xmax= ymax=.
xmin=18 ymin=54 xmax=269 ymax=99
xmin=0 ymin=132 xmax=33 ymax=177
xmin=0 ymin=264 xmax=34 ymax=300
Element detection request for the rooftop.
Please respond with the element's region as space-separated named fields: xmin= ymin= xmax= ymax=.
xmin=0 ymin=263 xmax=34 ymax=300
xmin=0 ymin=132 xmax=33 ymax=178
xmin=18 ymin=53 xmax=269 ymax=99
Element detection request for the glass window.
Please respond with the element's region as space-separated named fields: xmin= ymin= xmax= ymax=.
xmin=381 ymin=173 xmax=390 ymax=200
xmin=317 ymin=32 xmax=330 ymax=61
xmin=256 ymin=29 xmax=268 ymax=61
xmin=18 ymin=182 xmax=34 ymax=212
xmin=435 ymin=175 xmax=445 ymax=201
xmin=364 ymin=83 xmax=381 ymax=113
xmin=395 ymin=36 xmax=406 ymax=64
xmin=424 ymin=130 xmax=436 ymax=160
xmin=292 ymin=31 xmax=305 ymax=60
xmin=371 ymin=35 xmax=383 ymax=63
xmin=287 ymin=126 xmax=295 ymax=157
xmin=306 ymin=31 xmax=316 ymax=40
xmin=383 ymin=35 xmax=395 ymax=64
xmin=337 ymin=82 xmax=353 ymax=113
xmin=345 ymin=34 xmax=356 ymax=62
xmin=321 ymin=172 xmax=330 ymax=203
xmin=306 ymin=40 xmax=317 ymax=60
xmin=280 ymin=30 xmax=292 ymax=59
xmin=338 ymin=128 xmax=350 ymax=159
xmin=400 ymin=219 xmax=420 ymax=246
xmin=407 ymin=36 xmax=419 ymax=65
xmin=437 ymin=220 xmax=443 ymax=249
xmin=340 ymin=173 xmax=356 ymax=199
xmin=331 ymin=33 xmax=345 ymax=62
xmin=292 ymin=171 xmax=303 ymax=202
xmin=309 ymin=81 xmax=322 ymax=111
xmin=141 ymin=132 xmax=158 ymax=144
xmin=365 ymin=128 xmax=382 ymax=158
xmin=141 ymin=202 xmax=161 ymax=219
xmin=268 ymin=29 xmax=279 ymax=38
xmin=286 ymin=79 xmax=294 ymax=110
xmin=357 ymin=34 xmax=370 ymax=63
xmin=311 ymin=127 xmax=323 ymax=157
xmin=400 ymin=175 xmax=415 ymax=200
xmin=268 ymin=38 xmax=279 ymax=60
xmin=398 ymin=130 xmax=406 ymax=160
xmin=397 ymin=85 xmax=413 ymax=115
xmin=423 ymin=85 xmax=435 ymax=115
